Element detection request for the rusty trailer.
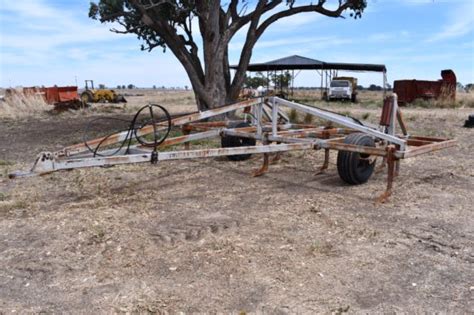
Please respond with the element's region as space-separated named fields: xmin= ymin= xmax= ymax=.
xmin=10 ymin=95 xmax=456 ymax=202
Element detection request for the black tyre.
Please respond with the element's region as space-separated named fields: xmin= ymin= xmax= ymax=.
xmin=337 ymin=133 xmax=376 ymax=185
xmin=81 ymin=91 xmax=93 ymax=103
xmin=351 ymin=93 xmax=357 ymax=103
xmin=221 ymin=122 xmax=256 ymax=161
xmin=115 ymin=95 xmax=127 ymax=103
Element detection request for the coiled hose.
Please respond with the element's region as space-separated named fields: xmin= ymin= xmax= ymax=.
xmin=83 ymin=104 xmax=172 ymax=157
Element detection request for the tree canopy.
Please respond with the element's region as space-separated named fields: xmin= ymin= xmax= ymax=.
xmin=90 ymin=0 xmax=366 ymax=110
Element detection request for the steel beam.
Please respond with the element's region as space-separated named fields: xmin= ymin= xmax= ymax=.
xmin=272 ymin=97 xmax=406 ymax=150
xmin=63 ymin=98 xmax=260 ymax=156
xmin=21 ymin=143 xmax=313 ymax=176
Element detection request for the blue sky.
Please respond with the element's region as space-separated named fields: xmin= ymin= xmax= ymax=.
xmin=0 ymin=0 xmax=473 ymax=88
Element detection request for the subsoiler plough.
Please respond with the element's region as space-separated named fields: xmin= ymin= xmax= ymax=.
xmin=10 ymin=95 xmax=456 ymax=202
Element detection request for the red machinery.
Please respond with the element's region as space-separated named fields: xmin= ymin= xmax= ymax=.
xmin=23 ymin=86 xmax=79 ymax=104
xmin=394 ymin=70 xmax=456 ymax=105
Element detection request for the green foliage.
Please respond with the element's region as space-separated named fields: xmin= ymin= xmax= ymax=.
xmin=271 ymin=71 xmax=292 ymax=89
xmin=244 ymin=72 xmax=268 ymax=88
xmin=89 ymin=1 xmax=366 ymax=107
xmin=89 ymin=1 xmax=367 ymax=53
xmin=367 ymin=84 xmax=383 ymax=91
xmin=288 ymin=108 xmax=299 ymax=122
xmin=303 ymin=113 xmax=314 ymax=124
xmin=89 ymin=0 xmax=201 ymax=52
xmin=0 ymin=160 xmax=13 ymax=166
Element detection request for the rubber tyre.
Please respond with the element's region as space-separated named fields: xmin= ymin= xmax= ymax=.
xmin=221 ymin=122 xmax=256 ymax=161
xmin=115 ymin=95 xmax=127 ymax=103
xmin=351 ymin=93 xmax=357 ymax=103
xmin=81 ymin=91 xmax=93 ymax=103
xmin=337 ymin=133 xmax=376 ymax=185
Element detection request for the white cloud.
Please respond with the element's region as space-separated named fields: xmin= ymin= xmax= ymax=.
xmin=0 ymin=0 xmax=187 ymax=87
xmin=1 ymin=0 xmax=473 ymax=88
xmin=1 ymin=0 xmax=134 ymax=56
xmin=426 ymin=1 xmax=474 ymax=42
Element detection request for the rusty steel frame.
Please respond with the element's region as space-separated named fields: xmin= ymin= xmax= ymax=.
xmin=10 ymin=94 xmax=456 ymax=202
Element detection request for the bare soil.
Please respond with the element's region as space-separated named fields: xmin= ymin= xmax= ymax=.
xmin=0 ymin=95 xmax=473 ymax=313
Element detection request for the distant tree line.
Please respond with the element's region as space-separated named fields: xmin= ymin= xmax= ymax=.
xmin=244 ymin=71 xmax=291 ymax=89
xmin=114 ymin=84 xmax=192 ymax=90
xmin=105 ymin=82 xmax=474 ymax=92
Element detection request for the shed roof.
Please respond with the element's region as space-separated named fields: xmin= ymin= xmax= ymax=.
xmin=231 ymin=55 xmax=386 ymax=72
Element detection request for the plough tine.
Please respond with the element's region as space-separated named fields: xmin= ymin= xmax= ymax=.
xmin=315 ymin=149 xmax=330 ymax=175
xmin=376 ymin=146 xmax=396 ymax=203
xmin=270 ymin=141 xmax=282 ymax=164
xmin=253 ymin=153 xmax=269 ymax=177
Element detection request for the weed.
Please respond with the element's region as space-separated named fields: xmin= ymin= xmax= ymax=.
xmin=0 ymin=160 xmax=13 ymax=166
xmin=0 ymin=200 xmax=29 ymax=213
xmin=303 ymin=113 xmax=314 ymax=124
xmin=73 ymin=173 xmax=85 ymax=194
xmin=90 ymin=225 xmax=106 ymax=244
xmin=288 ymin=108 xmax=298 ymax=122
xmin=309 ymin=241 xmax=334 ymax=256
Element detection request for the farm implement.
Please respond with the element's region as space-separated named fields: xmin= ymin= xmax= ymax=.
xmin=10 ymin=95 xmax=456 ymax=202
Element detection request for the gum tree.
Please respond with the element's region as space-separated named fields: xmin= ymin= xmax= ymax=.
xmin=90 ymin=0 xmax=366 ymax=110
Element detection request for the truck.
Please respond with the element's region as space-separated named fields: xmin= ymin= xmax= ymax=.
xmin=328 ymin=77 xmax=358 ymax=103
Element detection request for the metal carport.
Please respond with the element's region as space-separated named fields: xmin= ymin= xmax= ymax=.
xmin=231 ymin=55 xmax=387 ymax=98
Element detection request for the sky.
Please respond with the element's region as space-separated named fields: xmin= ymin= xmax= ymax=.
xmin=0 ymin=0 xmax=473 ymax=88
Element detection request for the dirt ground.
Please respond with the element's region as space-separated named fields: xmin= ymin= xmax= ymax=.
xmin=0 ymin=93 xmax=473 ymax=313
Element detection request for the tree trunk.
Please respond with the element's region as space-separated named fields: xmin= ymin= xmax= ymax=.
xmin=190 ymin=61 xmax=232 ymax=112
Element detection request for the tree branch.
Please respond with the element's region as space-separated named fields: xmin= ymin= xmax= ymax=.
xmin=129 ymin=0 xmax=209 ymax=105
xmin=256 ymin=1 xmax=352 ymax=38
xmin=228 ymin=0 xmax=281 ymax=37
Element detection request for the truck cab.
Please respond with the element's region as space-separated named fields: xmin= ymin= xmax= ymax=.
xmin=328 ymin=77 xmax=358 ymax=102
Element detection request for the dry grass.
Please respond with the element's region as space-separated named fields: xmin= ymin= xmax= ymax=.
xmin=0 ymin=92 xmax=50 ymax=119
xmin=293 ymin=89 xmax=474 ymax=109
xmin=119 ymin=89 xmax=196 ymax=115
xmin=1 ymin=88 xmax=472 ymax=123
xmin=407 ymin=92 xmax=474 ymax=108
xmin=291 ymin=89 xmax=384 ymax=108
xmin=0 ymin=89 xmax=198 ymax=121
xmin=456 ymin=91 xmax=474 ymax=108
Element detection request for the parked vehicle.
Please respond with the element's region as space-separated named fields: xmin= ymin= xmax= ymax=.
xmin=328 ymin=77 xmax=358 ymax=102
xmin=80 ymin=80 xmax=127 ymax=103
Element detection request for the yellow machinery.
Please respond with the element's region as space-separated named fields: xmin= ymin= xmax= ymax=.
xmin=80 ymin=80 xmax=126 ymax=103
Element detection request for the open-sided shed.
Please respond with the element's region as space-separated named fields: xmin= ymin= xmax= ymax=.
xmin=232 ymin=55 xmax=387 ymax=97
